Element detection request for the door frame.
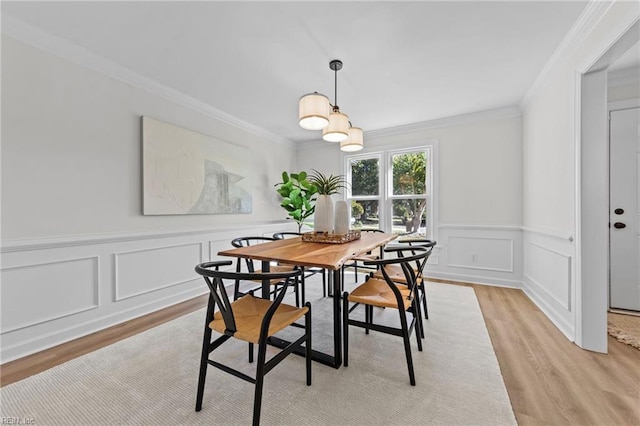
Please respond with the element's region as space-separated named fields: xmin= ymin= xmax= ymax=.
xmin=608 ymin=102 xmax=640 ymax=311
xmin=576 ymin=18 xmax=639 ymax=353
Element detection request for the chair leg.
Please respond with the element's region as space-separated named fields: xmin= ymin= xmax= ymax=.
xmin=399 ymin=309 xmax=416 ymax=386
xmin=248 ymin=342 xmax=254 ymax=363
xmin=421 ymin=282 xmax=429 ymax=319
xmin=413 ymin=301 xmax=423 ymax=352
xmin=305 ymin=302 xmax=312 ymax=385
xmin=413 ymin=295 xmax=425 ymax=339
xmin=252 ymin=341 xmax=268 ymax=426
xmin=342 ymin=292 xmax=349 ymax=367
xmin=195 ymin=326 xmax=212 ymax=411
xmin=365 ymin=304 xmax=372 ymax=335
xmin=196 ymin=297 xmax=216 ymax=412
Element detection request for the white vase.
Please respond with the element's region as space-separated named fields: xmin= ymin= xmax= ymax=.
xmin=314 ymin=195 xmax=334 ymax=233
xmin=334 ymin=200 xmax=349 ymax=234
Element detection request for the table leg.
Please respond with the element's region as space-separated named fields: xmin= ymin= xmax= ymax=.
xmin=332 ymin=269 xmax=343 ymax=368
xmin=265 ymin=267 xmax=343 ymax=369
xmin=261 ymin=260 xmax=270 ymax=299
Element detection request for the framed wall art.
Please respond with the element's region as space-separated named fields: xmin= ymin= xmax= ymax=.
xmin=142 ymin=116 xmax=252 ymax=215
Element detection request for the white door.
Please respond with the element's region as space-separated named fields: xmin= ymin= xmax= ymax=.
xmin=610 ymin=107 xmax=640 ymax=311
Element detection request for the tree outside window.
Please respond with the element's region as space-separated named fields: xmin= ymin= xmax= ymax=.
xmin=346 ymin=148 xmax=431 ymax=237
xmin=391 ymin=151 xmax=427 ymax=234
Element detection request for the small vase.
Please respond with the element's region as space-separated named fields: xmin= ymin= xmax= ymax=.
xmin=334 ymin=200 xmax=349 ymax=234
xmin=314 ymin=195 xmax=334 ymax=233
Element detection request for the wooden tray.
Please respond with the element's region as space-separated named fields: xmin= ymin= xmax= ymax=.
xmin=301 ymin=230 xmax=361 ymax=244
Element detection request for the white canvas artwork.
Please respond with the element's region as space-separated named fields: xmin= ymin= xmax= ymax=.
xmin=142 ymin=116 xmax=252 ymax=215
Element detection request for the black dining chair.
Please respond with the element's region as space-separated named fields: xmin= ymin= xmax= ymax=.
xmin=194 ymin=261 xmax=311 ymax=426
xmin=273 ymin=231 xmax=328 ymax=298
xmin=340 ymin=228 xmax=385 ymax=288
xmin=342 ymin=246 xmax=428 ymax=385
xmin=231 ymin=236 xmax=302 ymax=306
xmin=372 ymin=238 xmax=436 ymax=324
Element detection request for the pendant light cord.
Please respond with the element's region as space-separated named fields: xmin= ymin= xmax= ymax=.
xmin=334 ymin=66 xmax=338 ymax=111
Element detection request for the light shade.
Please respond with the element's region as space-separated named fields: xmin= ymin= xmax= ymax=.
xmin=340 ymin=127 xmax=364 ymax=152
xmin=322 ymin=110 xmax=349 ymax=142
xmin=299 ymin=93 xmax=330 ymax=130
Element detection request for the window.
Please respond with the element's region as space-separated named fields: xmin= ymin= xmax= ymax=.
xmin=346 ymin=146 xmax=434 ymax=238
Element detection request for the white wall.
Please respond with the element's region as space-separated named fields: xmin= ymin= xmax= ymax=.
xmin=0 ymin=35 xmax=297 ymax=362
xmin=1 ymin=36 xmax=295 ymax=240
xmin=298 ymin=109 xmax=524 ymax=288
xmin=521 ymin=1 xmax=640 ymax=348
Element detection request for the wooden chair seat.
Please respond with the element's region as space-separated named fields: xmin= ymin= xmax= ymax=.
xmin=372 ymin=264 xmax=421 ymax=284
xmin=210 ymin=295 xmax=308 ymax=344
xmin=348 ymin=278 xmax=412 ymax=310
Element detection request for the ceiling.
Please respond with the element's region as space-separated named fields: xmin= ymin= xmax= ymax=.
xmin=2 ymin=1 xmax=592 ymax=143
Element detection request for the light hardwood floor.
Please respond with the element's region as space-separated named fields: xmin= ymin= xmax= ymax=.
xmin=1 ymin=282 xmax=639 ymax=425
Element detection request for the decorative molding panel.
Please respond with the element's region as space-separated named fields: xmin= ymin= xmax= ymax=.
xmin=447 ymin=236 xmax=514 ymax=272
xmin=522 ymin=231 xmax=576 ymax=341
xmin=426 ymin=225 xmax=523 ymax=288
xmin=114 ymin=242 xmax=204 ymax=301
xmin=524 ymin=242 xmax=572 ymax=311
xmin=0 ymin=222 xmax=291 ymax=362
xmin=1 ymin=257 xmax=99 ymax=333
xmin=1 ymin=221 xmax=290 ymax=253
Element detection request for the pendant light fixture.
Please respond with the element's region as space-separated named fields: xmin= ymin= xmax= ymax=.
xmin=298 ymin=59 xmax=363 ymax=151
xmin=340 ymin=126 xmax=364 ymax=152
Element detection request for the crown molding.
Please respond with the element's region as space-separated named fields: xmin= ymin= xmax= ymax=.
xmin=520 ymin=1 xmax=615 ymax=108
xmin=608 ymin=65 xmax=640 ymax=88
xmin=1 ymin=14 xmax=295 ymax=148
xmin=295 ymin=105 xmax=521 ymax=150
xmin=365 ymin=106 xmax=522 ymax=141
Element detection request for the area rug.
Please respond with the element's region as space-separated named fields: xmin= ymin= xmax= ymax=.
xmin=0 ymin=280 xmax=516 ymax=425
xmin=608 ymin=312 xmax=640 ymax=350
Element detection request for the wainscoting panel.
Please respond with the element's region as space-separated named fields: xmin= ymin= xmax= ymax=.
xmin=0 ymin=222 xmax=296 ymax=363
xmin=525 ymin=242 xmax=571 ymax=310
xmin=522 ymin=228 xmax=576 ymax=340
xmin=447 ymin=236 xmax=513 ymax=272
xmin=1 ymin=257 xmax=99 ymax=333
xmin=427 ymin=225 xmax=523 ymax=288
xmin=114 ymin=243 xmax=203 ymax=301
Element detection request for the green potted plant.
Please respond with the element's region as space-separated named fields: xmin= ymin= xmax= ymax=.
xmin=308 ymin=170 xmax=347 ymax=233
xmin=274 ymin=171 xmax=318 ymax=233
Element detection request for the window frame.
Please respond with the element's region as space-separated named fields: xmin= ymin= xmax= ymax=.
xmin=345 ymin=142 xmax=437 ymax=239
xmin=345 ymin=152 xmax=384 ymax=230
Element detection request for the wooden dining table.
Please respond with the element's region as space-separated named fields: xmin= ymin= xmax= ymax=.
xmin=218 ymin=231 xmax=398 ymax=368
